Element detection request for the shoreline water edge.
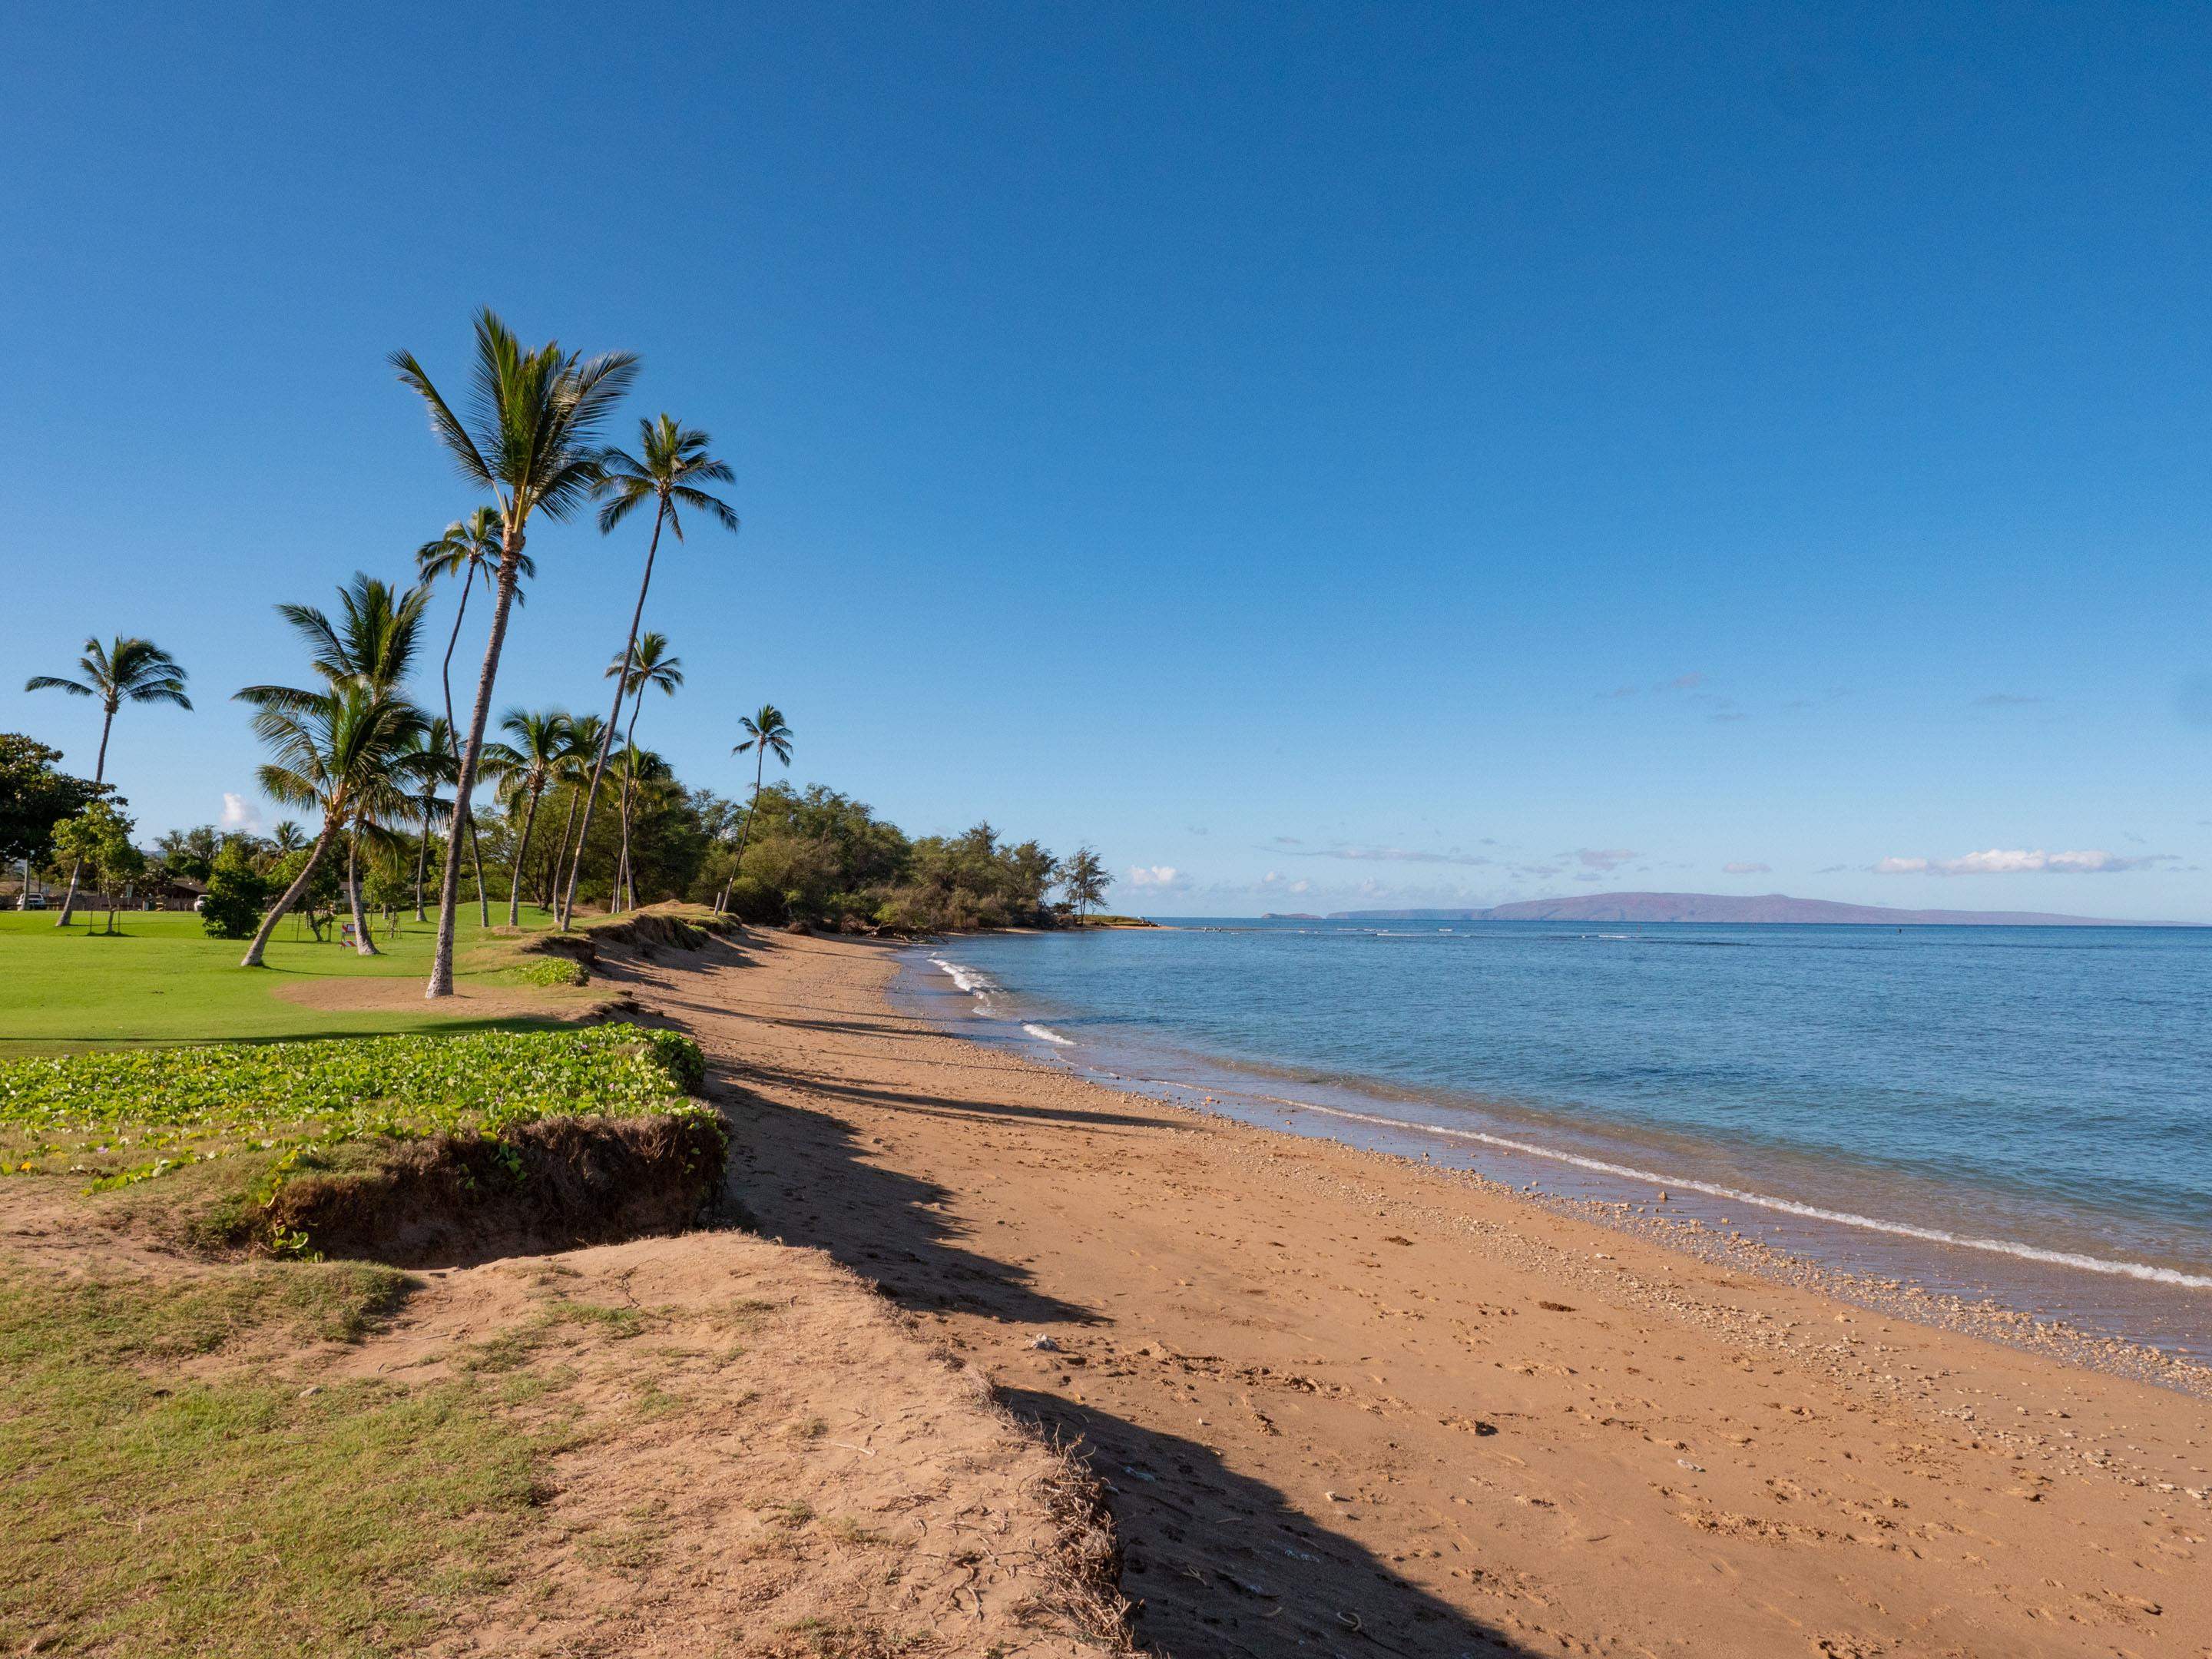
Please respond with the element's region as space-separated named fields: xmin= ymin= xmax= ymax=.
xmin=896 ymin=934 xmax=2212 ymax=1386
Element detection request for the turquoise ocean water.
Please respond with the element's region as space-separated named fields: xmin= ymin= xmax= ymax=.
xmin=898 ymin=919 xmax=2212 ymax=1353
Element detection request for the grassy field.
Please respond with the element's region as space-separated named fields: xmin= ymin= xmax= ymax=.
xmin=0 ymin=906 xmax=587 ymax=1053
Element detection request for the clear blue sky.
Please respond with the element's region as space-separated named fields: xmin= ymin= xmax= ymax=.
xmin=5 ymin=3 xmax=2210 ymax=919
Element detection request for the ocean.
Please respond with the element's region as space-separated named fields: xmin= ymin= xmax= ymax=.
xmin=897 ymin=919 xmax=2212 ymax=1354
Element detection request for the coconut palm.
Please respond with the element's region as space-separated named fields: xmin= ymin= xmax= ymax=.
xmin=556 ymin=415 xmax=737 ymax=928
xmin=237 ymin=575 xmax=429 ymax=952
xmin=543 ymin=714 xmax=608 ymax=910
xmin=600 ymin=633 xmax=682 ymax=915
xmin=392 ymin=308 xmax=638 ymax=995
xmin=25 ymin=636 xmax=192 ymax=926
xmin=237 ymin=684 xmax=425 ymax=968
xmin=606 ymin=745 xmax=673 ymax=909
xmin=717 ymin=704 xmax=793 ymax=916
xmin=416 ymin=508 xmax=535 ymax=924
xmin=270 ymin=820 xmax=307 ymax=855
xmin=482 ymin=707 xmax=573 ymax=926
xmin=394 ymin=717 xmax=457 ymax=920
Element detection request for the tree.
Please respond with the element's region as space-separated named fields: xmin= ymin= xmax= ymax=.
xmin=0 ymin=735 xmax=103 ymax=893
xmin=236 ymin=684 xmax=425 ymax=969
xmin=601 ymin=633 xmax=681 ymax=913
xmin=153 ymin=825 xmax=220 ymax=885
xmin=481 ymin=707 xmax=572 ymax=925
xmin=25 ymin=636 xmax=190 ymax=925
xmin=237 ymin=574 xmax=428 ymax=957
xmin=545 ymin=714 xmax=606 ymax=910
xmin=199 ymin=840 xmax=270 ymax=939
xmin=716 ymin=704 xmax=792 ymax=916
xmin=416 ymin=508 xmax=531 ymax=926
xmin=1061 ymin=846 xmax=1109 ymax=924
xmin=393 ymin=308 xmax=637 ymax=993
xmin=394 ymin=717 xmax=457 ymax=921
xmin=557 ymin=414 xmax=737 ymax=928
xmin=49 ymin=801 xmax=144 ymax=935
xmin=270 ymin=820 xmax=307 ymax=856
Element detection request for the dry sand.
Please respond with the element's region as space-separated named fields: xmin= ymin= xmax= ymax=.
xmin=610 ymin=925 xmax=2211 ymax=1659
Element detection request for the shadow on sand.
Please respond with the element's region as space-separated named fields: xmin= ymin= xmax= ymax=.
xmin=712 ymin=1058 xmax=1540 ymax=1657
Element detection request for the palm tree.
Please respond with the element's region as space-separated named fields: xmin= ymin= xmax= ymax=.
xmin=601 ymin=632 xmax=682 ymax=915
xmin=416 ymin=508 xmax=533 ymax=925
xmin=482 ymin=707 xmax=572 ymax=926
xmin=237 ymin=684 xmax=424 ymax=968
xmin=392 ymin=308 xmax=637 ymax=995
xmin=270 ymin=820 xmax=307 ymax=855
xmin=717 ymin=704 xmax=793 ymax=916
xmin=606 ymin=745 xmax=673 ymax=909
xmin=557 ymin=415 xmax=737 ymax=928
xmin=394 ymin=717 xmax=456 ymax=920
xmin=237 ymin=575 xmax=429 ymax=955
xmin=544 ymin=713 xmax=607 ymax=910
xmin=25 ymin=637 xmax=191 ymax=926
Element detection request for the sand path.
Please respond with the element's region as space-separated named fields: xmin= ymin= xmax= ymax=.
xmin=624 ymin=926 xmax=2209 ymax=1658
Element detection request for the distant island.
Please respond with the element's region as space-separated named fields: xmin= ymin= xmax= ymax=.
xmin=1327 ymin=890 xmax=2174 ymax=926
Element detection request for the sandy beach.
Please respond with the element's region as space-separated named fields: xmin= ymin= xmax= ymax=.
xmin=608 ymin=924 xmax=2212 ymax=1658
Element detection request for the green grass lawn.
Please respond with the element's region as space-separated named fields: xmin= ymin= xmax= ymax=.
xmin=0 ymin=907 xmax=578 ymax=1053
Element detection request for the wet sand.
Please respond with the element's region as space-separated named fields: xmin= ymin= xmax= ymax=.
xmin=624 ymin=926 xmax=2211 ymax=1657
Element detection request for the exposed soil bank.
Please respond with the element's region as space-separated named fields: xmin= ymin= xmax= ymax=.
xmin=621 ymin=926 xmax=2212 ymax=1659
xmin=266 ymin=1110 xmax=729 ymax=1267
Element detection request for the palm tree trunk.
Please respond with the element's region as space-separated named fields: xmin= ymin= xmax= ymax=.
xmin=612 ymin=694 xmax=647 ymax=916
xmin=506 ymin=783 xmax=544 ymax=927
xmin=346 ymin=833 xmax=378 ymax=956
xmin=429 ymin=548 xmax=522 ymax=998
xmin=558 ymin=498 xmax=667 ymax=929
xmin=411 ymin=791 xmax=433 ymax=921
xmin=717 ymin=750 xmax=767 ymax=915
xmin=468 ymin=811 xmax=491 ymax=925
xmin=242 ymin=820 xmax=340 ymax=968
xmin=55 ymin=702 xmax=116 ymax=929
xmin=548 ymin=786 xmax=579 ymax=909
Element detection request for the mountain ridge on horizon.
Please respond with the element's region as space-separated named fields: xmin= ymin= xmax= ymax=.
xmin=1322 ymin=890 xmax=2181 ymax=926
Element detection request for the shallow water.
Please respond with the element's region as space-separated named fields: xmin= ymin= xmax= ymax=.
xmin=896 ymin=919 xmax=2212 ymax=1353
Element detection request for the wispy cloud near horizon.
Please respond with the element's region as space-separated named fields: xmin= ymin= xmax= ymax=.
xmin=1723 ymin=860 xmax=1772 ymax=874
xmin=1873 ymin=848 xmax=2168 ymax=876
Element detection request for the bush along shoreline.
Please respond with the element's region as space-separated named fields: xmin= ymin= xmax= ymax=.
xmin=0 ymin=1024 xmax=724 ymax=1261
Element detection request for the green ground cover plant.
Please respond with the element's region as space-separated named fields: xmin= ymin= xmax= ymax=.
xmin=0 ymin=1024 xmax=708 ymax=1194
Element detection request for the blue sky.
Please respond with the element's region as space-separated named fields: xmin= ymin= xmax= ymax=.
xmin=5 ymin=2 xmax=2210 ymax=919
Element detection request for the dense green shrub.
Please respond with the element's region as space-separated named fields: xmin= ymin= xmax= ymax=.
xmin=199 ymin=844 xmax=270 ymax=939
xmin=514 ymin=956 xmax=587 ymax=987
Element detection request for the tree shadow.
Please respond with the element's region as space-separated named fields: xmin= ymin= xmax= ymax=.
xmin=709 ymin=1066 xmax=1102 ymax=1328
xmin=997 ymin=1386 xmax=1539 ymax=1657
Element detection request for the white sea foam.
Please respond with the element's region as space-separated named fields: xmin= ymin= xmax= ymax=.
xmin=1023 ymin=1023 xmax=1076 ymax=1046
xmin=929 ymin=956 xmax=997 ymax=1008
xmin=1147 ymin=1084 xmax=2212 ymax=1292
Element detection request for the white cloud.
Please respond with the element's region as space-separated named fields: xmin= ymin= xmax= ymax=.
xmin=1576 ymin=847 xmax=1638 ymax=873
xmin=1723 ymin=861 xmax=1772 ymax=875
xmin=1126 ymin=864 xmax=1187 ymax=891
xmin=221 ymin=792 xmax=260 ymax=831
xmin=1873 ymin=848 xmax=2164 ymax=876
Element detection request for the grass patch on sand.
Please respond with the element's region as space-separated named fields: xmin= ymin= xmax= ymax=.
xmin=0 ymin=908 xmax=600 ymax=1055
xmin=0 ymin=1261 xmax=551 ymax=1658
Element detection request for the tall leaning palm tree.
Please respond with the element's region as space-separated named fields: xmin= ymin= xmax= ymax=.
xmin=556 ymin=415 xmax=737 ymax=928
xmin=392 ymin=308 xmax=637 ymax=996
xmin=25 ymin=637 xmax=191 ymax=926
xmin=238 ymin=684 xmax=424 ymax=968
xmin=416 ymin=508 xmax=532 ymax=925
xmin=606 ymin=745 xmax=673 ymax=909
xmin=717 ymin=704 xmax=793 ymax=916
xmin=601 ymin=632 xmax=681 ymax=914
xmin=482 ymin=707 xmax=572 ymax=926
